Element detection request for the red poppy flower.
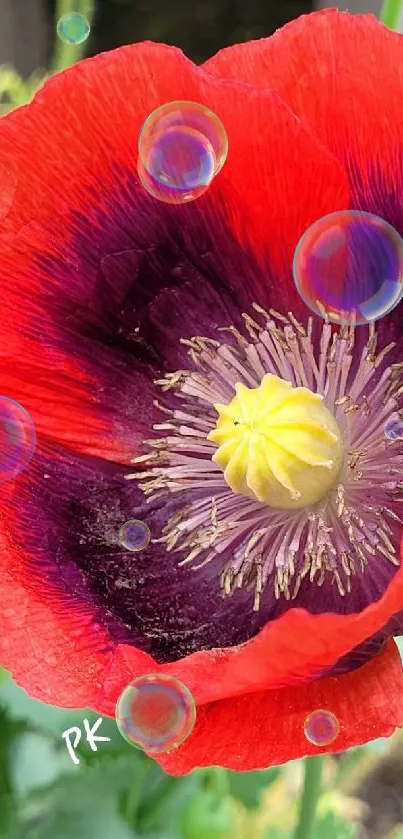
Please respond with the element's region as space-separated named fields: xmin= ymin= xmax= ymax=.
xmin=0 ymin=8 xmax=402 ymax=775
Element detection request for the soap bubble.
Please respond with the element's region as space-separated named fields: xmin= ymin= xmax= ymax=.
xmin=116 ymin=673 xmax=196 ymax=753
xmin=119 ymin=519 xmax=150 ymax=552
xmin=0 ymin=397 xmax=36 ymax=483
xmin=293 ymin=210 xmax=403 ymax=325
xmin=303 ymin=709 xmax=339 ymax=747
xmin=57 ymin=13 xmax=90 ymax=45
xmin=137 ymin=101 xmax=228 ymax=204
xmin=384 ymin=415 xmax=403 ymax=441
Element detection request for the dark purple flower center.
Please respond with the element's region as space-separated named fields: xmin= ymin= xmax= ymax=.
xmin=129 ymin=308 xmax=403 ymax=611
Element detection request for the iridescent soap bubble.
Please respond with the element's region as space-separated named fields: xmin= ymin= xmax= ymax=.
xmin=137 ymin=101 xmax=228 ymax=204
xmin=56 ymin=13 xmax=90 ymax=45
xmin=115 ymin=673 xmax=196 ymax=753
xmin=293 ymin=210 xmax=403 ymax=325
xmin=0 ymin=397 xmax=36 ymax=483
xmin=384 ymin=415 xmax=403 ymax=441
xmin=119 ymin=519 xmax=150 ymax=552
xmin=303 ymin=710 xmax=339 ymax=747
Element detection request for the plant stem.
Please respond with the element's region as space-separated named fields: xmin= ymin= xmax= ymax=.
xmin=203 ymin=767 xmax=230 ymax=797
xmin=136 ymin=776 xmax=179 ymax=832
xmin=293 ymin=757 xmax=323 ymax=839
xmin=380 ymin=0 xmax=403 ymax=31
xmin=123 ymin=761 xmax=152 ymax=828
xmin=51 ymin=0 xmax=95 ymax=74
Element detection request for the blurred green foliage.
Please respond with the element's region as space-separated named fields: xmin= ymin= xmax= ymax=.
xmin=0 ymin=670 xmax=284 ymax=839
xmin=0 ymin=669 xmax=366 ymax=839
xmin=1 ymin=647 xmax=403 ymax=839
xmin=0 ymin=0 xmax=94 ymax=113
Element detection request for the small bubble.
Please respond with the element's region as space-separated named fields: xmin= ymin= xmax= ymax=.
xmin=0 ymin=397 xmax=36 ymax=483
xmin=119 ymin=519 xmax=150 ymax=552
xmin=115 ymin=673 xmax=196 ymax=753
xmin=293 ymin=210 xmax=403 ymax=325
xmin=384 ymin=415 xmax=403 ymax=441
xmin=56 ymin=13 xmax=90 ymax=45
xmin=137 ymin=101 xmax=228 ymax=204
xmin=303 ymin=710 xmax=339 ymax=747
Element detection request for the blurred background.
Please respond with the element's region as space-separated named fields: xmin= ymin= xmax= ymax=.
xmin=0 ymin=0 xmax=383 ymax=80
xmin=0 ymin=1 xmax=402 ymax=839
xmin=1 ymin=651 xmax=403 ymax=839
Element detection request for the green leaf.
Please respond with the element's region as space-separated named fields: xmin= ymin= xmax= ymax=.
xmin=11 ymin=733 xmax=75 ymax=795
xmin=0 ymin=680 xmax=69 ymax=736
xmin=311 ymin=812 xmax=358 ymax=839
xmin=0 ymin=704 xmax=30 ymax=837
xmin=7 ymin=806 xmax=134 ymax=839
xmin=135 ymin=772 xmax=199 ymax=834
xmin=227 ymin=767 xmax=280 ymax=809
xmin=179 ymin=790 xmax=238 ymax=839
xmin=12 ymin=756 xmax=141 ymax=839
xmin=0 ymin=679 xmax=142 ymax=765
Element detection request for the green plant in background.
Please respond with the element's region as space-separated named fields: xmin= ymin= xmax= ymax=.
xmin=0 ymin=0 xmax=94 ymax=113
xmin=179 ymin=768 xmax=238 ymax=839
xmin=0 ymin=0 xmax=401 ymax=113
xmin=0 ymin=670 xmax=373 ymax=839
xmin=1 ymin=658 xmax=403 ymax=839
xmin=380 ymin=0 xmax=403 ymax=30
xmin=52 ymin=0 xmax=95 ymax=72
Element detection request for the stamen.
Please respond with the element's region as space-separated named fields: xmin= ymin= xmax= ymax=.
xmin=127 ymin=310 xmax=403 ymax=609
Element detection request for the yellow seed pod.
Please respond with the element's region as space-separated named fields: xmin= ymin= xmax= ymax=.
xmin=208 ymin=374 xmax=344 ymax=510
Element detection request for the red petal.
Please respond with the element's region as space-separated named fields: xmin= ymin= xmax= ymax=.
xmin=204 ymin=10 xmax=403 ymax=331
xmin=156 ymin=639 xmax=403 ymax=774
xmin=204 ymin=9 xmax=403 ymax=180
xmin=1 ymin=35 xmax=401 ymax=722
xmin=0 ymin=540 xmax=112 ymax=707
xmin=0 ymin=40 xmax=349 ymax=462
xmin=6 ymin=40 xmax=349 ymax=285
xmin=95 ymin=559 xmax=403 ymax=716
